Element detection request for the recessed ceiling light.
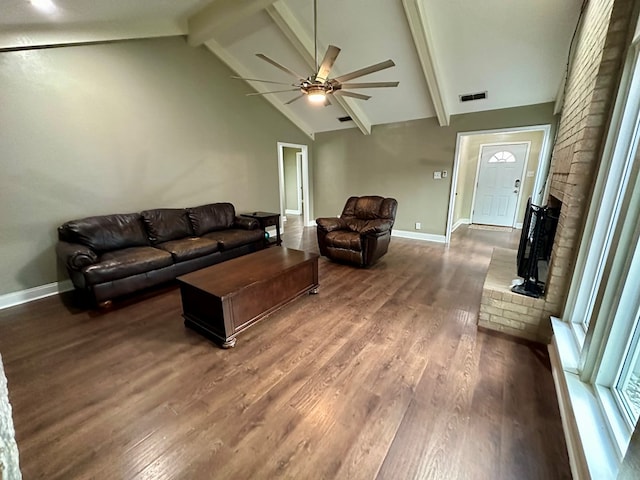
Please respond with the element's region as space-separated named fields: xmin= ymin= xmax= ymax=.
xmin=29 ymin=0 xmax=57 ymax=14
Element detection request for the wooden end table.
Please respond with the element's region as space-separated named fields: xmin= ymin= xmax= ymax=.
xmin=240 ymin=211 xmax=281 ymax=246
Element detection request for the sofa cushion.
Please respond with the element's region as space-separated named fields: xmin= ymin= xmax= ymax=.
xmin=204 ymin=228 xmax=264 ymax=250
xmin=156 ymin=237 xmax=219 ymax=262
xmin=187 ymin=203 xmax=236 ymax=236
xmin=141 ymin=208 xmax=192 ymax=244
xmin=325 ymin=231 xmax=362 ymax=251
xmin=58 ymin=213 xmax=148 ymax=253
xmin=83 ymin=247 xmax=173 ymax=284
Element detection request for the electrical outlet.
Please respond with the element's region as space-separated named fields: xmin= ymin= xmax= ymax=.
xmin=415 ymin=222 xmax=421 ymax=230
xmin=442 ymin=170 xmax=448 ymax=178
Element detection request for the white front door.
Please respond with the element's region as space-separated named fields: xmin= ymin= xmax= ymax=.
xmin=472 ymin=143 xmax=528 ymax=227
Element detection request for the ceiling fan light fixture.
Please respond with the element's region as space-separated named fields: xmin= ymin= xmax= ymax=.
xmin=306 ymin=85 xmax=326 ymax=104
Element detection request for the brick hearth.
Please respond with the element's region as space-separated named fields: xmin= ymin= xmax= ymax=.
xmin=479 ymin=248 xmax=546 ymax=342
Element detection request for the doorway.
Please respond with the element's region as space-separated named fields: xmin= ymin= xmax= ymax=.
xmin=471 ymin=142 xmax=529 ymax=227
xmin=283 ymin=151 xmax=303 ymax=216
xmin=446 ymin=124 xmax=553 ymax=244
xmin=277 ymin=142 xmax=310 ymax=233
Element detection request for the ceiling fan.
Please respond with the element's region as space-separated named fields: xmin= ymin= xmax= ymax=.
xmin=233 ymin=0 xmax=399 ymax=105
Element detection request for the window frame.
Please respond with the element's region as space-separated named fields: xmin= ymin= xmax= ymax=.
xmin=590 ymin=186 xmax=640 ymax=456
xmin=562 ymin=38 xmax=640 ymax=358
xmin=553 ymin=22 xmax=640 ymax=472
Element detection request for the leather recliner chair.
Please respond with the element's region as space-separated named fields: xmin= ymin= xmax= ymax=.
xmin=316 ymin=196 xmax=398 ymax=267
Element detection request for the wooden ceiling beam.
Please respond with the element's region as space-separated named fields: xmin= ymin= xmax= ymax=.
xmin=401 ymin=0 xmax=450 ymax=126
xmin=188 ymin=0 xmax=279 ymax=47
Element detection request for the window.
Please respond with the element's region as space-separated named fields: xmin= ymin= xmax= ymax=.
xmin=562 ymin=36 xmax=640 ymax=349
xmin=592 ymin=226 xmax=640 ymax=455
xmin=552 ymin=25 xmax=640 ymax=477
xmin=615 ymin=314 xmax=640 ymax=426
xmin=488 ymin=150 xmax=516 ymax=163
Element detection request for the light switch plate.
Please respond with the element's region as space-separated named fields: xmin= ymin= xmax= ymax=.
xmin=433 ymin=171 xmax=442 ymax=180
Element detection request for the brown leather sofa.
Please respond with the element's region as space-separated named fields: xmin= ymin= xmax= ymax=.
xmin=316 ymin=196 xmax=398 ymax=267
xmin=56 ymin=202 xmax=264 ymax=305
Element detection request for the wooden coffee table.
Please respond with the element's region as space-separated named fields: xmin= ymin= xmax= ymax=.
xmin=177 ymin=247 xmax=319 ymax=348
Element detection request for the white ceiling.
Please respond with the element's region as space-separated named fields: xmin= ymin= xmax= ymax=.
xmin=1 ymin=0 xmax=583 ymax=137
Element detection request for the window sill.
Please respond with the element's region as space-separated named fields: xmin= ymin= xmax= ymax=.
xmin=550 ymin=317 xmax=620 ymax=480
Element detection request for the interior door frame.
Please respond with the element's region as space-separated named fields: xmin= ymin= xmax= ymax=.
xmin=277 ymin=142 xmax=310 ymax=231
xmin=446 ymin=124 xmax=553 ymax=244
xmin=469 ymin=141 xmax=531 ymax=227
xmin=295 ymin=151 xmax=303 ymax=215
xmin=282 ymin=152 xmax=303 ymax=216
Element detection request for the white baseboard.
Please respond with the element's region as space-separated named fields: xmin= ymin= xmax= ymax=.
xmin=285 ymin=209 xmax=301 ymax=215
xmin=392 ymin=230 xmax=446 ymax=243
xmin=0 ymin=280 xmax=74 ymax=311
xmin=515 ymin=222 xmax=523 ymax=229
xmin=452 ymin=218 xmax=470 ymax=232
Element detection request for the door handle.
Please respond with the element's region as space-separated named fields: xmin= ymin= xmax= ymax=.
xmin=514 ymin=179 xmax=521 ymax=188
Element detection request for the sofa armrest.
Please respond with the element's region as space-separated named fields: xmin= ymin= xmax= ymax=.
xmin=358 ymin=219 xmax=393 ymax=236
xmin=233 ymin=216 xmax=259 ymax=230
xmin=56 ymin=241 xmax=98 ymax=270
xmin=316 ymin=217 xmax=347 ymax=233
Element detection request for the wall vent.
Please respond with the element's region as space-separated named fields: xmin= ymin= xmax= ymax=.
xmin=459 ymin=91 xmax=488 ymax=102
xmin=337 ymin=116 xmax=353 ymax=122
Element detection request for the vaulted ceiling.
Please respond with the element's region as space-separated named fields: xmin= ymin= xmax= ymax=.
xmin=2 ymin=0 xmax=582 ymax=138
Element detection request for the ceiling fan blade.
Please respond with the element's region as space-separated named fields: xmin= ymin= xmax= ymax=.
xmin=285 ymin=94 xmax=306 ymax=105
xmin=316 ymin=45 xmax=341 ymax=82
xmin=231 ymin=76 xmax=294 ymax=86
xmin=335 ymin=91 xmax=371 ymax=101
xmin=339 ymin=81 xmax=399 ymax=89
xmin=256 ymin=54 xmax=305 ymax=81
xmin=332 ymin=59 xmax=396 ymax=84
xmin=246 ymin=89 xmax=299 ymax=97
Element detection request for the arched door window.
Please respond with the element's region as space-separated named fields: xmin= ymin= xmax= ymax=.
xmin=488 ymin=151 xmax=516 ymax=163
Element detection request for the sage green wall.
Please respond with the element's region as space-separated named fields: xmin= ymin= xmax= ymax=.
xmin=454 ymin=130 xmax=545 ymax=226
xmin=314 ymin=103 xmax=556 ymax=235
xmin=0 ymin=36 xmax=309 ymax=296
xmin=283 ymin=147 xmax=300 ymax=212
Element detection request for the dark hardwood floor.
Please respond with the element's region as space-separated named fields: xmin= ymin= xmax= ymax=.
xmin=0 ymin=217 xmax=571 ymax=479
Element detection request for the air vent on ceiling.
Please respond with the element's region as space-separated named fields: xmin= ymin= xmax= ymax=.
xmin=338 ymin=116 xmax=353 ymax=123
xmin=459 ymin=91 xmax=488 ymax=102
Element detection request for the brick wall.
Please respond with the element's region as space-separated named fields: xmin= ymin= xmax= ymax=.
xmin=538 ymin=0 xmax=635 ymax=340
xmin=479 ymin=248 xmax=546 ymax=341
